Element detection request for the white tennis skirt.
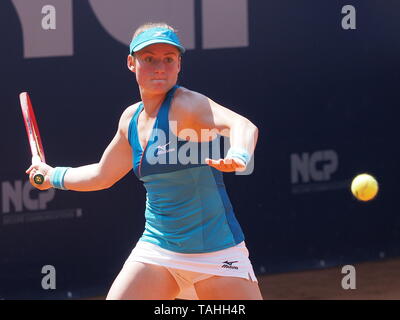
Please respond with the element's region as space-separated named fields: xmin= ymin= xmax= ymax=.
xmin=124 ymin=240 xmax=258 ymax=300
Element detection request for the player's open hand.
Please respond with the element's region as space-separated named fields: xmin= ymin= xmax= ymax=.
xmin=205 ymin=157 xmax=246 ymax=172
xmin=26 ymin=162 xmax=54 ymax=190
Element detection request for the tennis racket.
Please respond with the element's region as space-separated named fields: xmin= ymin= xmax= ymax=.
xmin=19 ymin=92 xmax=46 ymax=185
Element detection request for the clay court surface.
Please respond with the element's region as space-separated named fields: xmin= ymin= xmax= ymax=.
xmin=89 ymin=257 xmax=400 ymax=300
xmin=259 ymin=257 xmax=400 ymax=300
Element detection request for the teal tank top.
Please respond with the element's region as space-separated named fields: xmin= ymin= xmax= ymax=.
xmin=128 ymin=86 xmax=244 ymax=253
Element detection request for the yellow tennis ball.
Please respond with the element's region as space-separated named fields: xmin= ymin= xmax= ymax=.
xmin=351 ymin=174 xmax=379 ymax=201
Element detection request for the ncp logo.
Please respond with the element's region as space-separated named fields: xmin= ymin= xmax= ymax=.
xmin=1 ymin=180 xmax=55 ymax=214
xmin=290 ymin=150 xmax=338 ymax=184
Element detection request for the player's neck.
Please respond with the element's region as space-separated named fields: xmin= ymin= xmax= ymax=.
xmin=140 ymin=91 xmax=166 ymax=117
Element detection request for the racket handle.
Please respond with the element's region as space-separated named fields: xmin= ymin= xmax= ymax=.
xmin=31 ymin=155 xmax=45 ymax=185
xmin=33 ymin=173 xmax=45 ymax=185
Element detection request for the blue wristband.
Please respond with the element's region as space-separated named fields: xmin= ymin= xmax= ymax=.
xmin=226 ymin=148 xmax=250 ymax=166
xmin=50 ymin=167 xmax=71 ymax=190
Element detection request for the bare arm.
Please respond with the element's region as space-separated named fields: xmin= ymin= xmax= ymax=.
xmin=26 ymin=105 xmax=136 ymax=190
xmin=175 ymin=90 xmax=259 ymax=172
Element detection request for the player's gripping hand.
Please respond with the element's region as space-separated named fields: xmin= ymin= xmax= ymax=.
xmin=205 ymin=157 xmax=246 ymax=172
xmin=26 ymin=162 xmax=54 ymax=190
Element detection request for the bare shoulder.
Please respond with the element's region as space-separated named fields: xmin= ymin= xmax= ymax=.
xmin=118 ymin=102 xmax=141 ymax=136
xmin=171 ymin=87 xmax=210 ymax=125
xmin=173 ymin=86 xmax=232 ymax=116
xmin=121 ymin=102 xmax=141 ymax=120
xmin=171 ymin=87 xmax=223 ymax=137
xmin=172 ymin=86 xmax=251 ymax=136
xmin=173 ymin=87 xmax=208 ymax=114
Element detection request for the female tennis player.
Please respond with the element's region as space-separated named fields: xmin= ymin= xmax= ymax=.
xmin=26 ymin=22 xmax=261 ymax=300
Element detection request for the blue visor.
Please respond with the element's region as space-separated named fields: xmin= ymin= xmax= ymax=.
xmin=130 ymin=27 xmax=186 ymax=54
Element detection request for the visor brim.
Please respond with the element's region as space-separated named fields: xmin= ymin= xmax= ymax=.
xmin=131 ymin=39 xmax=185 ymax=54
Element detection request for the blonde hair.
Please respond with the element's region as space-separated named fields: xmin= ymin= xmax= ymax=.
xmin=132 ymin=22 xmax=177 ymax=41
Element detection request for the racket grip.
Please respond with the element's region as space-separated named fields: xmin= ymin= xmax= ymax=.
xmin=33 ymin=173 xmax=45 ymax=185
xmin=31 ymin=155 xmax=44 ymax=185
